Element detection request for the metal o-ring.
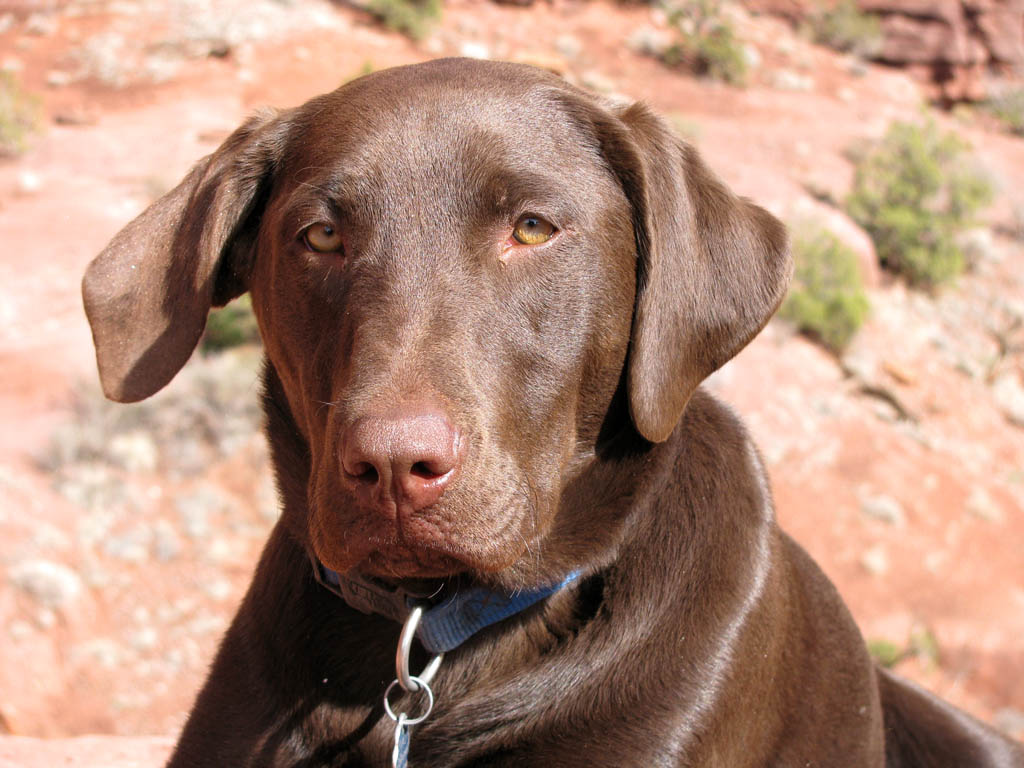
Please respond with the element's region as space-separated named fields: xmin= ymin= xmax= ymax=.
xmin=384 ymin=677 xmax=435 ymax=726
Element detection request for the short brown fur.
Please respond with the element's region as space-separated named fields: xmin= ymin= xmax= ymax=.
xmin=83 ymin=59 xmax=1023 ymax=767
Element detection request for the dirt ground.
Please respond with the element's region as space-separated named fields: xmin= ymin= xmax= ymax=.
xmin=0 ymin=0 xmax=1022 ymax=758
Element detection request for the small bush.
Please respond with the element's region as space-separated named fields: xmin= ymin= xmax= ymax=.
xmin=661 ymin=0 xmax=748 ymax=86
xmin=909 ymin=625 xmax=940 ymax=668
xmin=845 ymin=119 xmax=994 ymax=289
xmin=984 ymin=88 xmax=1024 ymax=136
xmin=668 ymin=113 xmax=703 ymax=141
xmin=351 ymin=60 xmax=376 ymax=82
xmin=366 ymin=0 xmax=441 ymax=41
xmin=0 ymin=72 xmax=40 ymax=157
xmin=866 ymin=627 xmax=941 ymax=671
xmin=779 ymin=224 xmax=869 ymax=353
xmin=202 ymin=294 xmax=261 ymax=354
xmin=40 ymin=347 xmax=265 ymax=487
xmin=806 ymin=0 xmax=882 ymax=57
xmin=867 ymin=638 xmax=904 ymax=669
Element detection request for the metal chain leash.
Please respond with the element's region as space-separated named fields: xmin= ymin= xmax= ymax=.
xmin=384 ymin=605 xmax=444 ymax=768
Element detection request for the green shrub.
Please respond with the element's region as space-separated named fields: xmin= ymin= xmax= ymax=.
xmin=909 ymin=625 xmax=940 ymax=668
xmin=845 ymin=119 xmax=994 ymax=289
xmin=806 ymin=0 xmax=882 ymax=57
xmin=867 ymin=638 xmax=904 ymax=669
xmin=0 ymin=72 xmax=40 ymax=157
xmin=202 ymin=294 xmax=261 ymax=354
xmin=366 ymin=0 xmax=441 ymax=41
xmin=661 ymin=0 xmax=748 ymax=86
xmin=667 ymin=113 xmax=703 ymax=141
xmin=984 ymin=88 xmax=1024 ymax=136
xmin=866 ymin=627 xmax=941 ymax=670
xmin=779 ymin=224 xmax=869 ymax=353
xmin=351 ymin=60 xmax=376 ymax=82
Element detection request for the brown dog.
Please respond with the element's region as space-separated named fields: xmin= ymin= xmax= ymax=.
xmin=83 ymin=58 xmax=1023 ymax=767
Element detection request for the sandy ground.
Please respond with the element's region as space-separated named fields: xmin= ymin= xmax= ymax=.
xmin=0 ymin=0 xmax=1022 ymax=758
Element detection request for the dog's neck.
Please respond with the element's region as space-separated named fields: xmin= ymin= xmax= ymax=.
xmin=314 ymin=560 xmax=581 ymax=654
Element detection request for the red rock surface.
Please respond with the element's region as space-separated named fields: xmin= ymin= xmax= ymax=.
xmin=748 ymin=0 xmax=1024 ymax=99
xmin=0 ymin=736 xmax=173 ymax=768
xmin=0 ymin=0 xmax=1022 ymax=762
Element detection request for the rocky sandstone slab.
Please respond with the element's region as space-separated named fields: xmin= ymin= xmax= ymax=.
xmin=0 ymin=736 xmax=173 ymax=768
xmin=746 ymin=0 xmax=1024 ymax=99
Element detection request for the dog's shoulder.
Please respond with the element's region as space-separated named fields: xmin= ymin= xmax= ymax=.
xmin=669 ymin=386 xmax=769 ymax=496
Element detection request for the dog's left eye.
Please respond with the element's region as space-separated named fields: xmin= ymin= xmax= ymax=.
xmin=303 ymin=223 xmax=344 ymax=254
xmin=511 ymin=215 xmax=556 ymax=246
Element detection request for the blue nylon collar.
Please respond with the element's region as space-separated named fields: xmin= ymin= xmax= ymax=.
xmin=315 ymin=561 xmax=580 ymax=654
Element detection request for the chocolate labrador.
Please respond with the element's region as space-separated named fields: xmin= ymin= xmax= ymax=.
xmin=82 ymin=58 xmax=1023 ymax=767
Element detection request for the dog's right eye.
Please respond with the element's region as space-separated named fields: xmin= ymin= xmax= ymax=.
xmin=303 ymin=223 xmax=344 ymax=254
xmin=511 ymin=215 xmax=556 ymax=246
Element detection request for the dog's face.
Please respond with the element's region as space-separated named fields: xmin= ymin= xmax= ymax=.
xmin=250 ymin=70 xmax=638 ymax=583
xmin=82 ymin=59 xmax=790 ymax=589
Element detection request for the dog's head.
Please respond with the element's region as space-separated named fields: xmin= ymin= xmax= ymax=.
xmin=83 ymin=59 xmax=789 ymax=590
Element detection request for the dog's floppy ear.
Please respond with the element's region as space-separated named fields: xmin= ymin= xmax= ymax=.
xmin=82 ymin=108 xmax=290 ymax=403
xmin=590 ymin=101 xmax=791 ymax=443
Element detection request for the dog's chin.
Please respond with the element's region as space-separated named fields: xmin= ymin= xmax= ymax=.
xmin=311 ymin=503 xmax=544 ymax=585
xmin=360 ymin=547 xmax=467 ymax=581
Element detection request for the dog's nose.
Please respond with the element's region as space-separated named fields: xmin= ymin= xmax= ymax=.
xmin=340 ymin=403 xmax=463 ymax=514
